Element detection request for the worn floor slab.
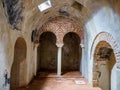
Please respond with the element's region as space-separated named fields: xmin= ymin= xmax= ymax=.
xmin=12 ymin=71 xmax=102 ymax=90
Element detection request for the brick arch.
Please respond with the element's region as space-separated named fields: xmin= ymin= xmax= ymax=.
xmin=91 ymin=32 xmax=120 ymax=63
xmin=37 ymin=16 xmax=83 ymax=44
xmin=90 ymin=32 xmax=120 ymax=87
xmin=63 ymin=32 xmax=81 ymax=44
xmin=39 ymin=31 xmax=57 ymax=42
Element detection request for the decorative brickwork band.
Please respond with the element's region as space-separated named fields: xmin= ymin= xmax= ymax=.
xmin=36 ymin=16 xmax=83 ymax=45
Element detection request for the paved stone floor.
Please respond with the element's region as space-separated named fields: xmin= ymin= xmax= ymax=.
xmin=12 ymin=71 xmax=101 ymax=90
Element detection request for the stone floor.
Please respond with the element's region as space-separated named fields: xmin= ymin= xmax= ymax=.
xmin=12 ymin=71 xmax=101 ymax=90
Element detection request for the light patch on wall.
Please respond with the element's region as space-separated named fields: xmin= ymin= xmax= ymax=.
xmin=38 ymin=0 xmax=52 ymax=12
xmin=0 ymin=42 xmax=8 ymax=89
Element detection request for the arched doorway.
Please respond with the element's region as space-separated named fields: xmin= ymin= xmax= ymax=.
xmin=10 ymin=37 xmax=27 ymax=90
xmin=62 ymin=32 xmax=82 ymax=73
xmin=93 ymin=41 xmax=116 ymax=90
xmin=37 ymin=32 xmax=57 ymax=72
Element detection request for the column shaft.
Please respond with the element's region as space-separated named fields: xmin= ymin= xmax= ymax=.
xmin=56 ymin=44 xmax=63 ymax=77
xmin=80 ymin=44 xmax=85 ymax=76
xmin=57 ymin=47 xmax=62 ymax=77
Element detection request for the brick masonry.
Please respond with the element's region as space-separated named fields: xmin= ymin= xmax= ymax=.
xmin=91 ymin=32 xmax=120 ymax=71
xmin=36 ymin=16 xmax=84 ymax=45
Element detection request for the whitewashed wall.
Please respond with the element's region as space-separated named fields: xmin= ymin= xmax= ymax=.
xmin=84 ymin=7 xmax=120 ymax=90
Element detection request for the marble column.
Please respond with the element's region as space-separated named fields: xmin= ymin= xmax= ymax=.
xmin=56 ymin=44 xmax=64 ymax=77
xmin=80 ymin=43 xmax=85 ymax=76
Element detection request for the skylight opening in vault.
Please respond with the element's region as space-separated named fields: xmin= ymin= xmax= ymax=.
xmin=38 ymin=0 xmax=52 ymax=12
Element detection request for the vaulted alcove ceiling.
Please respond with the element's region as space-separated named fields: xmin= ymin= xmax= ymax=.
xmin=2 ymin=0 xmax=120 ymax=31
xmin=22 ymin=0 xmax=90 ymax=30
xmin=22 ymin=0 xmax=120 ymax=30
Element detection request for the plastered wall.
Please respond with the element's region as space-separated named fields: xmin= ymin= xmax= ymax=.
xmin=85 ymin=7 xmax=120 ymax=90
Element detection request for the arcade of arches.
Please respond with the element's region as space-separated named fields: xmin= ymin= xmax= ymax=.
xmin=0 ymin=0 xmax=120 ymax=90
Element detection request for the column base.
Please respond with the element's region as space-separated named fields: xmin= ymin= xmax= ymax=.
xmin=57 ymin=74 xmax=62 ymax=78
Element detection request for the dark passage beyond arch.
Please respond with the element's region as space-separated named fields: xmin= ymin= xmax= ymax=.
xmin=62 ymin=32 xmax=82 ymax=72
xmin=37 ymin=32 xmax=57 ymax=72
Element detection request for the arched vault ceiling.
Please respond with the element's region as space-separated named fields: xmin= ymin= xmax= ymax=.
xmin=22 ymin=0 xmax=90 ymax=30
xmin=2 ymin=0 xmax=120 ymax=31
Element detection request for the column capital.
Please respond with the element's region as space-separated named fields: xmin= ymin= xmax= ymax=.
xmin=56 ymin=43 xmax=64 ymax=48
xmin=33 ymin=43 xmax=39 ymax=50
xmin=34 ymin=43 xmax=39 ymax=47
xmin=80 ymin=43 xmax=85 ymax=48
